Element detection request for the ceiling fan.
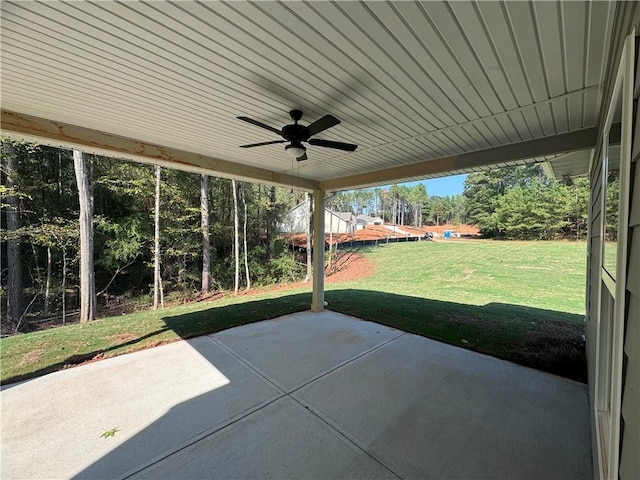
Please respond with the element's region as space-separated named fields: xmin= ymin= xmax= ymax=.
xmin=237 ymin=110 xmax=358 ymax=161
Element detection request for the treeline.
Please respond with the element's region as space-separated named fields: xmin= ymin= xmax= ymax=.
xmin=328 ymin=184 xmax=467 ymax=227
xmin=1 ymin=141 xmax=307 ymax=333
xmin=326 ymin=165 xmax=594 ymax=239
xmin=463 ymin=165 xmax=593 ymax=239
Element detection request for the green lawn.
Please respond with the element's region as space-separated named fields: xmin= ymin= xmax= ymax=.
xmin=1 ymin=239 xmax=588 ymax=384
xmin=326 ymin=240 xmax=587 ymax=381
xmin=331 ymin=239 xmax=586 ymax=314
xmin=0 ymin=290 xmax=311 ymax=385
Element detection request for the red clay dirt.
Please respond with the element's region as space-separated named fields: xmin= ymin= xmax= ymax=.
xmin=242 ymin=251 xmax=376 ymax=296
xmin=422 ymin=223 xmax=480 ymax=236
xmin=285 ymin=223 xmax=479 ymax=248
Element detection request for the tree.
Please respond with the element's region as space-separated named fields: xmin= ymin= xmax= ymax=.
xmin=430 ymin=196 xmax=447 ymax=226
xmin=232 ymin=179 xmax=239 ymax=295
xmin=3 ymin=141 xmax=22 ymax=331
xmin=241 ymin=184 xmax=250 ymax=291
xmin=25 ymin=218 xmax=78 ymax=320
xmin=201 ymin=174 xmax=210 ymax=294
xmin=1 ymin=142 xmax=317 ymax=320
xmin=494 ymin=177 xmax=569 ymax=239
xmin=268 ymin=186 xmax=277 ymax=258
xmin=379 ymin=188 xmax=388 ymax=222
xmin=372 ymin=187 xmax=382 ymax=217
xmin=388 ymin=184 xmax=399 ymax=224
xmin=605 ymin=174 xmax=619 ymax=241
xmin=464 ymin=165 xmax=590 ymax=240
xmin=305 ymin=192 xmax=312 ymax=282
xmin=569 ymin=177 xmax=590 ymax=239
xmin=153 ymin=165 xmax=163 ymax=309
xmin=409 ymin=183 xmax=428 ymax=226
xmin=464 ymin=165 xmax=540 ymax=236
xmin=450 ymin=195 xmax=467 ymax=226
xmin=73 ymin=150 xmax=96 ymax=322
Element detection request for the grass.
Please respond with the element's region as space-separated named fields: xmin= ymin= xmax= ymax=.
xmin=326 ymin=239 xmax=587 ymax=381
xmin=330 ymin=239 xmax=586 ymax=314
xmin=1 ymin=239 xmax=587 ymax=384
xmin=0 ymin=290 xmax=311 ymax=385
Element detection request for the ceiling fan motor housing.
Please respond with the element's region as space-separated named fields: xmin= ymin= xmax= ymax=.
xmin=282 ymin=124 xmax=309 ymax=142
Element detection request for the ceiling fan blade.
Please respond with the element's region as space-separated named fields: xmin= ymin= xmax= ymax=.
xmin=297 ymin=152 xmax=308 ymax=161
xmin=306 ymin=114 xmax=340 ymax=137
xmin=239 ymin=140 xmax=286 ymax=148
xmin=308 ymin=138 xmax=358 ymax=152
xmin=237 ymin=116 xmax=282 ymax=136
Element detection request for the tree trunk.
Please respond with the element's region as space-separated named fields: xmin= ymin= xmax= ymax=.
xmin=4 ymin=142 xmax=22 ymax=331
xmin=153 ymin=165 xmax=162 ymax=309
xmin=61 ymin=249 xmax=67 ymax=325
xmin=328 ymin=207 xmax=334 ymax=272
xmin=200 ymin=174 xmax=210 ymax=295
xmin=232 ymin=179 xmax=239 ymax=295
xmin=44 ymin=246 xmax=52 ymax=317
xmin=392 ymin=197 xmax=397 ymax=225
xmin=305 ymin=193 xmax=312 ymax=283
xmin=268 ymin=185 xmax=277 ymax=258
xmin=73 ymin=150 xmax=96 ymax=323
xmin=242 ymin=186 xmax=250 ymax=291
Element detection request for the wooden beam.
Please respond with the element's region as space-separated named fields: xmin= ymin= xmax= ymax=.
xmin=540 ymin=162 xmax=556 ymax=179
xmin=320 ymin=127 xmax=598 ymax=191
xmin=0 ymin=110 xmax=318 ymax=191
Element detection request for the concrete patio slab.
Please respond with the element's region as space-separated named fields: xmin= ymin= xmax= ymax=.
xmin=133 ymin=396 xmax=397 ymax=480
xmin=213 ymin=310 xmax=402 ymax=392
xmin=1 ymin=335 xmax=282 ymax=479
xmin=294 ymin=332 xmax=592 ymax=480
xmin=1 ymin=311 xmax=592 ymax=479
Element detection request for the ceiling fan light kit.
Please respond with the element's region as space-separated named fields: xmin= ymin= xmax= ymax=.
xmin=285 ymin=144 xmax=306 ymax=160
xmin=237 ymin=110 xmax=357 ymax=161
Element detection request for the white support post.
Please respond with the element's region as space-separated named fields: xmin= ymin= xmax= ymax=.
xmin=311 ymin=189 xmax=326 ymax=312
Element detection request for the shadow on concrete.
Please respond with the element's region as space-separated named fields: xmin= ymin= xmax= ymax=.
xmin=4 ymin=289 xmax=585 ymax=388
xmin=68 ymin=289 xmax=588 ymax=479
xmin=325 ymin=289 xmax=586 ymax=383
xmin=155 ymin=288 xmax=586 ymax=382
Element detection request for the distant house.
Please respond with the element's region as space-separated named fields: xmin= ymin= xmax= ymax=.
xmin=329 ymin=212 xmax=357 ymax=234
xmin=355 ymin=214 xmax=384 ymax=229
xmin=279 ymin=202 xmax=355 ymax=234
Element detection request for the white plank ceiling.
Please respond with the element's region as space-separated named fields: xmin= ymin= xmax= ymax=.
xmin=1 ymin=1 xmax=616 ymax=191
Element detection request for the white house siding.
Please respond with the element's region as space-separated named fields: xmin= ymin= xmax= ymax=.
xmin=324 ymin=211 xmax=352 ymax=234
xmin=587 ymin=139 xmax=603 ymax=392
xmin=280 ymin=203 xmax=308 ymax=234
xmin=586 ymin=8 xmax=639 ymax=479
xmin=279 ymin=203 xmax=353 ymax=235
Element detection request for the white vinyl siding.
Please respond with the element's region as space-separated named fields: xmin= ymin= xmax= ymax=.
xmin=619 ymin=54 xmax=640 ymax=480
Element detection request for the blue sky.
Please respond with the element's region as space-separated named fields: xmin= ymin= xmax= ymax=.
xmin=400 ymin=174 xmax=467 ymax=197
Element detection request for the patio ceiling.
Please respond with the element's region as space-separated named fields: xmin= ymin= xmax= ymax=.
xmin=1 ymin=1 xmax=616 ymax=191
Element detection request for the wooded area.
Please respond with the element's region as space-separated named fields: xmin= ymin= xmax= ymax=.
xmin=464 ymin=165 xmax=595 ymax=240
xmin=1 ymin=140 xmax=592 ymax=334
